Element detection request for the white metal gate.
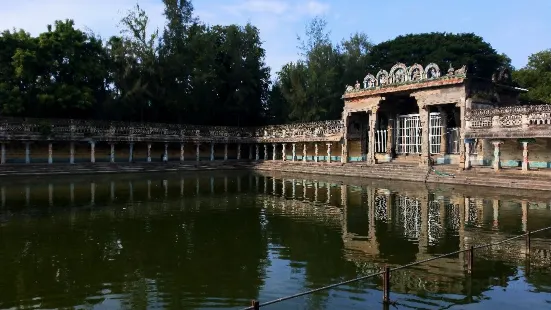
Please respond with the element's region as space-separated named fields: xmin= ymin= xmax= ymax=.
xmin=429 ymin=113 xmax=442 ymax=154
xmin=397 ymin=113 xmax=442 ymax=154
xmin=397 ymin=114 xmax=421 ymax=154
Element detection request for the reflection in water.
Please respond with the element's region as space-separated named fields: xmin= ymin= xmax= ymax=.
xmin=0 ymin=172 xmax=550 ymax=309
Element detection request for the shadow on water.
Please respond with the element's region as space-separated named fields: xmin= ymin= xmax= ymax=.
xmin=0 ymin=170 xmax=550 ymax=309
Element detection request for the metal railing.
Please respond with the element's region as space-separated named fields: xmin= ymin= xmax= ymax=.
xmin=244 ymin=226 xmax=551 ymax=309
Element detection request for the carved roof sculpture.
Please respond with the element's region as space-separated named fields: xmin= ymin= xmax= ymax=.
xmin=347 ymin=62 xmax=467 ymax=94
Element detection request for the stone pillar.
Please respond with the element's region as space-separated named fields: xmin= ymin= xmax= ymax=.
xmin=249 ymin=145 xmax=253 ymax=160
xmin=147 ymin=143 xmax=151 ymax=162
xmin=367 ymin=107 xmax=379 ymax=164
xmin=292 ymin=143 xmax=296 ymax=161
xmin=272 ymin=144 xmax=276 ymax=160
xmin=314 ymin=143 xmax=318 ymax=162
xmin=326 ymin=143 xmax=332 ymax=163
xmin=128 ymin=143 xmax=134 ymax=162
xmin=210 ymin=142 xmax=214 ymax=161
xmin=25 ymin=142 xmax=31 ymax=164
xmin=439 ymin=108 xmax=448 ymax=155
xmin=419 ymin=105 xmax=430 ymax=166
xmin=464 ymin=141 xmax=471 ymax=169
xmin=48 ymin=143 xmax=53 ymax=164
xmin=224 ymin=143 xmax=228 ymax=161
xmin=492 ymin=141 xmax=502 ymax=171
xmin=0 ymin=143 xmax=5 ymax=164
xmin=263 ymin=144 xmax=268 ymax=160
xmin=69 ymin=142 xmax=75 ymax=164
xmin=180 ymin=143 xmax=185 ymax=162
xmin=164 ymin=143 xmax=169 ymax=161
xmin=237 ymin=143 xmax=241 ymax=160
xmin=522 ymin=141 xmax=529 ymax=172
xmin=110 ymin=143 xmax=115 ymax=163
xmin=303 ymin=143 xmax=307 ymax=162
xmin=387 ymin=118 xmax=394 ymax=160
xmin=282 ymin=143 xmax=287 ymax=161
xmin=89 ymin=142 xmax=95 ymax=163
xmin=342 ymin=111 xmax=350 ymax=163
xmin=255 ymin=145 xmax=259 ymax=161
xmin=196 ymin=143 xmax=200 ymax=162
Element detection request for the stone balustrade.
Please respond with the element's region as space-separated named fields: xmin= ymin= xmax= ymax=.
xmin=0 ymin=117 xmax=344 ymax=143
xmin=465 ymin=105 xmax=551 ymax=139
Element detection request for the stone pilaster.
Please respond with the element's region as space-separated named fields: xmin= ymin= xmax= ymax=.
xmin=292 ymin=143 xmax=296 ymax=161
xmin=48 ymin=142 xmax=53 ymax=164
xmin=492 ymin=141 xmax=503 ymax=171
xmin=109 ymin=143 xmax=115 ymax=163
xmin=263 ymin=144 xmax=267 ymax=160
xmin=522 ymin=141 xmax=529 ymax=171
xmin=224 ymin=143 xmax=228 ymax=161
xmin=210 ymin=142 xmax=214 ymax=161
xmin=255 ymin=145 xmax=259 ymax=161
xmin=314 ymin=143 xmax=318 ymax=162
xmin=367 ymin=107 xmax=379 ymax=164
xmin=0 ymin=143 xmax=5 ymax=164
xmin=180 ymin=143 xmax=185 ymax=162
xmin=341 ymin=111 xmax=350 ymax=163
xmin=90 ymin=141 xmax=95 ymax=163
xmin=464 ymin=141 xmax=471 ymax=169
xmin=25 ymin=142 xmax=31 ymax=164
xmin=196 ymin=143 xmax=200 ymax=162
xmin=272 ymin=144 xmax=276 ymax=160
xmin=69 ymin=142 xmax=75 ymax=164
xmin=386 ymin=118 xmax=394 ymax=160
xmin=164 ymin=143 xmax=169 ymax=161
xmin=326 ymin=143 xmax=332 ymax=163
xmin=438 ymin=107 xmax=448 ymax=154
xmin=147 ymin=143 xmax=152 ymax=162
xmin=303 ymin=143 xmax=307 ymax=162
xmin=419 ymin=106 xmax=430 ymax=166
xmin=129 ymin=143 xmax=134 ymax=162
xmin=237 ymin=143 xmax=241 ymax=160
xmin=282 ymin=143 xmax=287 ymax=161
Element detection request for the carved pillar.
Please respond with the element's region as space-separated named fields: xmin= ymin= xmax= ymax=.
xmin=367 ymin=107 xmax=379 ymax=164
xmin=109 ymin=143 xmax=115 ymax=163
xmin=210 ymin=142 xmax=214 ymax=161
xmin=180 ymin=143 xmax=185 ymax=162
xmin=464 ymin=141 xmax=471 ymax=169
xmin=196 ymin=143 xmax=200 ymax=162
xmin=303 ymin=143 xmax=307 ymax=162
xmin=128 ymin=143 xmax=134 ymax=162
xmin=342 ymin=111 xmax=350 ymax=163
xmin=0 ymin=143 xmax=5 ymax=164
xmin=147 ymin=143 xmax=151 ymax=162
xmin=292 ymin=143 xmax=296 ymax=161
xmin=492 ymin=141 xmax=503 ymax=171
xmin=522 ymin=141 xmax=529 ymax=171
xmin=386 ymin=118 xmax=394 ymax=160
xmin=237 ymin=143 xmax=241 ymax=160
xmin=438 ymin=108 xmax=448 ymax=155
xmin=24 ymin=142 xmax=31 ymax=164
xmin=282 ymin=143 xmax=287 ymax=161
xmin=89 ymin=142 xmax=95 ymax=163
xmin=314 ymin=143 xmax=319 ymax=162
xmin=224 ymin=143 xmax=228 ymax=161
xmin=48 ymin=142 xmax=53 ymax=164
xmin=272 ymin=143 xmax=276 ymax=160
xmin=255 ymin=145 xmax=259 ymax=161
xmin=263 ymin=144 xmax=267 ymax=160
xmin=164 ymin=143 xmax=169 ymax=161
xmin=326 ymin=143 xmax=332 ymax=163
xmin=419 ymin=105 xmax=430 ymax=166
xmin=69 ymin=142 xmax=75 ymax=164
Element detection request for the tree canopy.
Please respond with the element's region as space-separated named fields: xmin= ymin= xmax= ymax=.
xmin=0 ymin=5 xmax=548 ymax=126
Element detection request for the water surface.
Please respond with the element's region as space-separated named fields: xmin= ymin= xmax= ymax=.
xmin=0 ymin=171 xmax=550 ymax=309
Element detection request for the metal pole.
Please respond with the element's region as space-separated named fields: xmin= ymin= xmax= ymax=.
xmin=383 ymin=266 xmax=390 ymax=304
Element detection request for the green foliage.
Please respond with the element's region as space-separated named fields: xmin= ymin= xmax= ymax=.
xmin=513 ymin=49 xmax=551 ymax=103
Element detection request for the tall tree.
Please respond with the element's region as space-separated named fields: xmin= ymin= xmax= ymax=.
xmin=514 ymin=49 xmax=551 ymax=103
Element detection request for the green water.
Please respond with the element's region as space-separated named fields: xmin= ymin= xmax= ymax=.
xmin=0 ymin=171 xmax=550 ymax=310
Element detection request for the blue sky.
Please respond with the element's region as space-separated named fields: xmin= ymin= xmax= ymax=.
xmin=1 ymin=0 xmax=549 ymax=75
